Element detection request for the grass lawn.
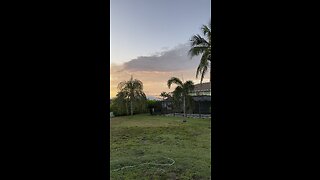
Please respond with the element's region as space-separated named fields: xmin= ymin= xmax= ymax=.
xmin=110 ymin=114 xmax=211 ymax=180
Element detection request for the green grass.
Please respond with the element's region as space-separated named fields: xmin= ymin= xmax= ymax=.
xmin=110 ymin=114 xmax=211 ymax=180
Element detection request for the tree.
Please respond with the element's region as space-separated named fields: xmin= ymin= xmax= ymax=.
xmin=160 ymin=92 xmax=172 ymax=100
xmin=188 ymin=20 xmax=212 ymax=83
xmin=167 ymin=77 xmax=194 ymax=121
xmin=118 ymin=75 xmax=146 ymax=116
xmin=111 ymin=91 xmax=129 ymax=116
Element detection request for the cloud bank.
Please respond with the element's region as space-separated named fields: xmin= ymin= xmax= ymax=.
xmin=110 ymin=43 xmax=209 ymax=98
xmin=122 ymin=43 xmax=200 ymax=72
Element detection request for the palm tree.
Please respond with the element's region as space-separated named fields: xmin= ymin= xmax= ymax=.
xmin=118 ymin=75 xmax=146 ymax=116
xmin=160 ymin=92 xmax=173 ymax=114
xmin=188 ymin=20 xmax=212 ymax=83
xmin=167 ymin=77 xmax=194 ymax=121
xmin=160 ymin=92 xmax=171 ymax=100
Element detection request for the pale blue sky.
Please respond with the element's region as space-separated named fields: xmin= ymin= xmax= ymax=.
xmin=111 ymin=0 xmax=211 ymax=64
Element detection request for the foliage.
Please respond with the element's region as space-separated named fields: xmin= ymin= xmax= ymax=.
xmin=159 ymin=92 xmax=172 ymax=100
xmin=111 ymin=76 xmax=148 ymax=116
xmin=110 ymin=92 xmax=129 ymax=116
xmin=186 ymin=95 xmax=195 ymax=114
xmin=117 ymin=75 xmax=147 ymax=116
xmin=147 ymin=99 xmax=157 ymax=108
xmin=167 ymin=77 xmax=194 ymax=117
xmin=189 ymin=19 xmax=212 ymax=83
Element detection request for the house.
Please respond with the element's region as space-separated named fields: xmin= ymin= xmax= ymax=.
xmin=189 ymin=82 xmax=211 ymax=96
xmin=160 ymin=82 xmax=211 ymax=115
xmin=160 ymin=96 xmax=175 ymax=114
xmin=189 ymin=82 xmax=211 ymax=114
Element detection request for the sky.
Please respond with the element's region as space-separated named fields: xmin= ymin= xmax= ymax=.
xmin=110 ymin=0 xmax=211 ymax=99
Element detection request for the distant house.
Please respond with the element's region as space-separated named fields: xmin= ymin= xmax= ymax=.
xmin=189 ymin=82 xmax=211 ymax=96
xmin=160 ymin=82 xmax=211 ymax=115
xmin=160 ymin=96 xmax=174 ymax=114
xmin=189 ymin=82 xmax=211 ymax=114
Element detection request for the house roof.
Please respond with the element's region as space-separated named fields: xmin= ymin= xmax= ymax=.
xmin=193 ymin=82 xmax=211 ymax=91
xmin=192 ymin=95 xmax=211 ymax=101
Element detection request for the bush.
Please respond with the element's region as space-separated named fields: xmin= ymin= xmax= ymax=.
xmin=110 ymin=98 xmax=149 ymax=116
xmin=147 ymin=100 xmax=157 ymax=109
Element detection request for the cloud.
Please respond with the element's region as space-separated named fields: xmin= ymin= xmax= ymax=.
xmin=110 ymin=44 xmax=209 ymax=98
xmin=122 ymin=43 xmax=200 ymax=72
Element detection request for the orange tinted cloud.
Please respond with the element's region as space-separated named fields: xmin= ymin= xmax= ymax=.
xmin=110 ymin=44 xmax=210 ymax=99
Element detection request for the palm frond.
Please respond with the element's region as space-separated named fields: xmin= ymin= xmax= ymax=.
xmin=200 ymin=65 xmax=208 ymax=84
xmin=167 ymin=77 xmax=183 ymax=89
xmin=189 ymin=20 xmax=212 ymax=82
xmin=196 ymin=49 xmax=210 ymax=83
xmin=190 ymin=34 xmax=209 ymax=47
xmin=202 ymin=24 xmax=211 ymax=39
xmin=173 ymin=86 xmax=183 ymax=98
xmin=117 ymin=81 xmax=127 ymax=90
xmin=183 ymin=81 xmax=195 ymax=93
xmin=188 ymin=46 xmax=208 ymax=58
xmin=195 ymin=50 xmax=209 ymax=78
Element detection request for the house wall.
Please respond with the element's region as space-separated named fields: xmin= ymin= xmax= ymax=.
xmin=192 ymin=101 xmax=211 ymax=114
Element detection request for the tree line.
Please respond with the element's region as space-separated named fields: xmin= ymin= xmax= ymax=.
xmin=111 ymin=20 xmax=211 ymax=117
